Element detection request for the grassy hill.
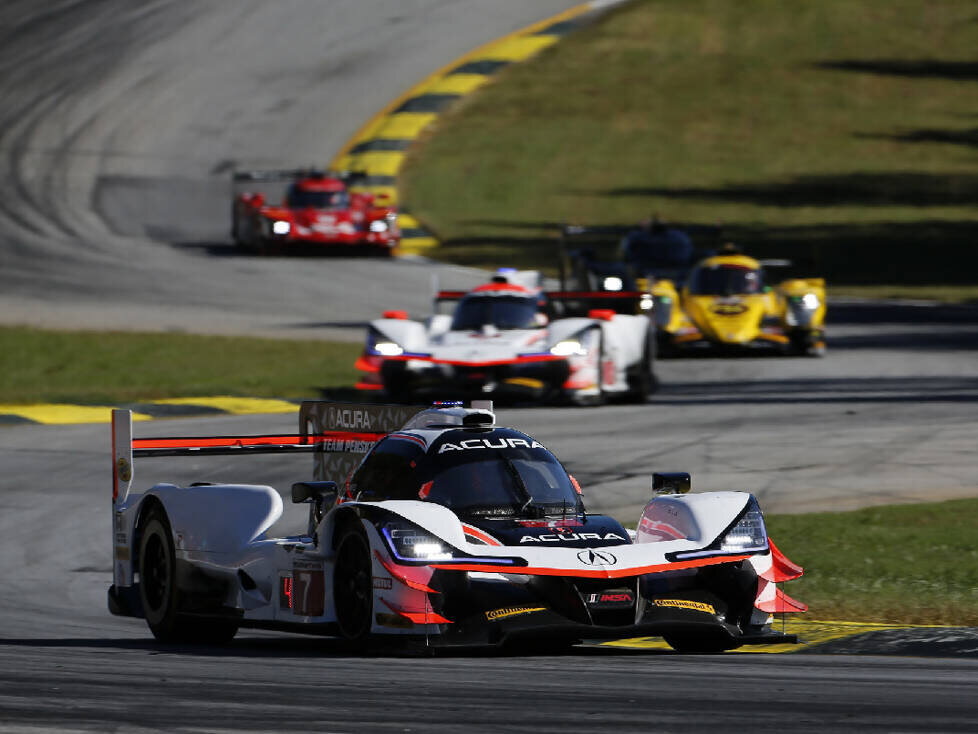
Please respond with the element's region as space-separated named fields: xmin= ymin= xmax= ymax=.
xmin=400 ymin=0 xmax=978 ymax=297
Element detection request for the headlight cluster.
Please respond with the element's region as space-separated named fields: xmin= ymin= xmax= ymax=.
xmin=786 ymin=293 xmax=820 ymax=326
xmin=672 ymin=497 xmax=769 ymax=560
xmin=374 ymin=341 xmax=403 ymax=356
xmin=718 ymin=498 xmax=768 ymax=553
xmin=603 ymin=276 xmax=623 ymax=292
xmin=550 ymin=339 xmax=587 ymax=357
xmin=369 ymin=220 xmax=388 ymax=233
xmin=367 ymin=327 xmax=404 ymax=356
xmin=382 ymin=522 xmax=453 ymax=562
xmin=271 ymin=220 xmax=291 ymax=235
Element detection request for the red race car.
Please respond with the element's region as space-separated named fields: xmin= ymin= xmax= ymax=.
xmin=232 ymin=169 xmax=399 ymax=255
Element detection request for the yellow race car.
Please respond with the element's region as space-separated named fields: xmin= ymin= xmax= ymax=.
xmin=650 ymin=250 xmax=826 ymax=356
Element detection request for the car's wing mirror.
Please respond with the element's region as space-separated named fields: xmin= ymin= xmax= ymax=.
xmin=652 ymin=472 xmax=691 ymax=495
xmin=292 ymin=481 xmax=339 ymax=540
xmin=292 ymin=481 xmax=338 ymax=504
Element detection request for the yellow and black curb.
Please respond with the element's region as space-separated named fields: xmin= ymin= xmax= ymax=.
xmin=330 ymin=1 xmax=623 ymax=255
xmin=0 ymin=397 xmax=301 ymax=425
xmin=601 ymin=619 xmax=972 ymax=655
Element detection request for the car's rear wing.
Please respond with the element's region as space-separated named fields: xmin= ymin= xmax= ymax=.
xmin=232 ymin=168 xmax=368 ymax=184
xmin=431 ymin=289 xmax=652 ymax=317
xmin=111 ymin=402 xmax=419 ymax=507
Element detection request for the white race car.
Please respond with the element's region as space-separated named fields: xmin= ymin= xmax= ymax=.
xmin=354 ymin=270 xmax=657 ymax=404
xmin=108 ymin=401 xmax=806 ymax=652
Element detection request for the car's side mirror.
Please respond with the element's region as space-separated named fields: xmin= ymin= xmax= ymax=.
xmin=292 ymin=481 xmax=338 ymax=504
xmin=652 ymin=472 xmax=691 ymax=495
xmin=292 ymin=481 xmax=338 ymax=540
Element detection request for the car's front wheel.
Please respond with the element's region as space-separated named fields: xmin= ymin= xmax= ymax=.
xmin=333 ymin=524 xmax=373 ymax=643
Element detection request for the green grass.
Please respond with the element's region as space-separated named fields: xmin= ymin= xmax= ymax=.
xmin=401 ymin=0 xmax=978 ymax=293
xmin=0 ymin=327 xmax=361 ymax=405
xmin=829 ymin=284 xmax=978 ymax=304
xmin=766 ymin=498 xmax=978 ymax=625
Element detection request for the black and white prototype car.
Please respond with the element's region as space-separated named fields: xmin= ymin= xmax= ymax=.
xmin=109 ymin=401 xmax=805 ymax=652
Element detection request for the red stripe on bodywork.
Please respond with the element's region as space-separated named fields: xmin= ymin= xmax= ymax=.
xmin=461 ymin=524 xmax=503 ymax=546
xmin=131 ymin=430 xmax=386 ymax=450
xmin=760 ymin=537 xmax=804 ymax=582
xmin=756 ymin=587 xmax=808 ymax=614
xmin=354 ymin=355 xmax=381 ymax=373
xmin=374 ymin=551 xmax=438 ymax=593
xmin=430 ymin=554 xmax=749 ymax=579
xmin=380 ymin=597 xmax=451 ymax=624
xmin=354 ymin=382 xmax=384 ymax=391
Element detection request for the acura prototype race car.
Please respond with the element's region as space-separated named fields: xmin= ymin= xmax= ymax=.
xmin=231 ymin=168 xmax=398 ymax=254
xmin=354 ymin=269 xmax=657 ymax=404
xmin=108 ymin=401 xmax=806 ymax=652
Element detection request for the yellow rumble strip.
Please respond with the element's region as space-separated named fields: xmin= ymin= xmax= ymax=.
xmin=0 ymin=397 xmax=299 ymax=425
xmin=600 ymin=619 xmax=944 ymax=654
xmin=329 ymin=2 xmax=609 ymax=256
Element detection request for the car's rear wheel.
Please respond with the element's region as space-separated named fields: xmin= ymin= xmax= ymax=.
xmin=138 ymin=508 xmax=237 ymax=644
xmin=662 ymin=630 xmax=739 ymax=654
xmin=334 ymin=524 xmax=373 ymax=643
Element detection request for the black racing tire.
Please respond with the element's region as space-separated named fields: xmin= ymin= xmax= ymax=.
xmin=333 ymin=523 xmax=374 ymax=643
xmin=591 ymin=329 xmax=607 ymax=406
xmin=625 ymin=329 xmax=658 ymax=403
xmin=788 ymin=330 xmax=826 ymax=358
xmin=138 ymin=508 xmax=238 ymax=644
xmin=662 ymin=630 xmax=739 ymax=654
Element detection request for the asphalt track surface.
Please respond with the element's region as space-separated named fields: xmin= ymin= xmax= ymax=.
xmin=0 ymin=0 xmax=582 ymax=339
xmin=2 ymin=2 xmax=978 ymax=732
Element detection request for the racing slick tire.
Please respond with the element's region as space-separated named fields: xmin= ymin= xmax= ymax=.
xmin=333 ymin=523 xmax=374 ymax=643
xmin=662 ymin=630 xmax=739 ymax=654
xmin=138 ymin=508 xmax=238 ymax=644
xmin=787 ymin=330 xmax=826 ymax=358
xmin=625 ymin=328 xmax=658 ymax=403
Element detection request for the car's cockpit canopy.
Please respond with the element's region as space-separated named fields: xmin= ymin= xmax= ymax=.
xmin=688 ymin=263 xmax=764 ymax=296
xmin=451 ymin=294 xmax=547 ymax=331
xmin=350 ymin=427 xmax=582 ymax=519
xmin=286 ymin=181 xmax=349 ymax=209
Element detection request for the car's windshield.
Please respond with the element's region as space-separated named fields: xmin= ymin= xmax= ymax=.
xmin=422 ymin=437 xmax=580 ymax=518
xmin=688 ymin=264 xmax=763 ymax=296
xmin=287 ymin=186 xmax=348 ymax=209
xmin=451 ymin=295 xmax=540 ymax=330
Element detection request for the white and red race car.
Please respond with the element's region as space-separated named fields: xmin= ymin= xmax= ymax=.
xmin=108 ymin=401 xmax=806 ymax=651
xmin=355 ymin=270 xmax=657 ymax=404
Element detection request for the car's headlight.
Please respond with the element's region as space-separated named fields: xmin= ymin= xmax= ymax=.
xmin=790 ymin=293 xmax=820 ymax=310
xmin=382 ymin=522 xmax=453 ymax=562
xmin=718 ymin=498 xmax=768 ymax=553
xmin=550 ymin=339 xmax=587 ymax=356
xmin=672 ymin=497 xmax=769 ymax=560
xmin=374 ymin=341 xmax=403 ymax=356
xmin=370 ymin=220 xmax=388 ymax=233
xmin=272 ymin=220 xmax=291 ymax=235
xmin=603 ymin=276 xmax=623 ymax=292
